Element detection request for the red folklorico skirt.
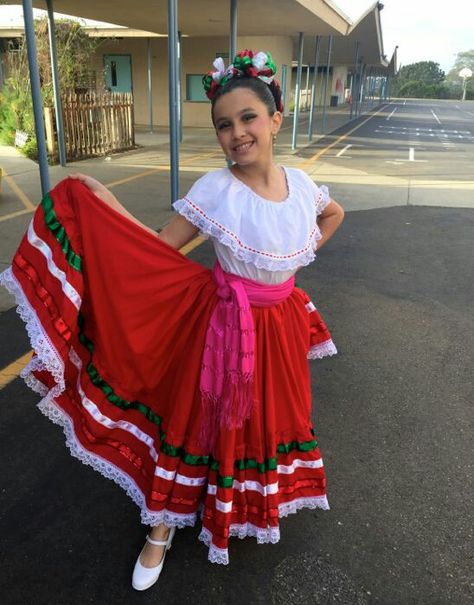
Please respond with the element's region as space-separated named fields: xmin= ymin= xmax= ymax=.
xmin=0 ymin=178 xmax=337 ymax=564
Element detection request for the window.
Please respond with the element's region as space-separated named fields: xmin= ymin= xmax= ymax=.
xmin=111 ymin=61 xmax=118 ymax=87
xmin=186 ymin=74 xmax=209 ymax=102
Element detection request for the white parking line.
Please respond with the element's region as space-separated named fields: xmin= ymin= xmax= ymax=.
xmin=336 ymin=144 xmax=352 ymax=157
xmin=378 ymin=126 xmax=471 ymax=133
xmin=386 ymin=107 xmax=397 ymax=121
xmin=389 ymin=147 xmax=428 ymax=163
xmin=431 ymin=109 xmax=441 ymax=124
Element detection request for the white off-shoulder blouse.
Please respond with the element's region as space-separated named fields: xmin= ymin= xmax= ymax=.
xmin=173 ymin=166 xmax=332 ymax=285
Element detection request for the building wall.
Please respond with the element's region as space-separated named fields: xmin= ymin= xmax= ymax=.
xmin=290 ymin=64 xmax=349 ymax=109
xmin=90 ymin=35 xmax=293 ymax=128
xmin=332 ymin=65 xmax=348 ymax=103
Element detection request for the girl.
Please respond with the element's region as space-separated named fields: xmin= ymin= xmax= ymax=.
xmin=0 ymin=50 xmax=344 ymax=591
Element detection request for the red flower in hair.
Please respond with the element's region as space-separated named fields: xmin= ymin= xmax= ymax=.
xmin=204 ymin=78 xmax=219 ymax=100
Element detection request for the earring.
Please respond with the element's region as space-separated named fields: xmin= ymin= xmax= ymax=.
xmin=272 ymin=134 xmax=277 ymax=146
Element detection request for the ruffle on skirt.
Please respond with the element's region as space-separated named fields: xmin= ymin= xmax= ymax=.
xmin=0 ymin=178 xmax=337 ymax=564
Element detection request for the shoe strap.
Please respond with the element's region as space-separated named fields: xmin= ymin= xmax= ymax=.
xmin=146 ymin=534 xmax=168 ymax=547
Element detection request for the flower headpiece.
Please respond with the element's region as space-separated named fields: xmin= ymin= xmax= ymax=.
xmin=202 ymin=50 xmax=283 ymax=111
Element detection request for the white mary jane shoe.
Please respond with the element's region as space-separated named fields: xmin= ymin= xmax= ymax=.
xmin=132 ymin=526 xmax=176 ymax=591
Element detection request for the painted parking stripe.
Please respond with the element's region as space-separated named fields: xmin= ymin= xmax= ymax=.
xmin=431 ymin=109 xmax=441 ymax=124
xmin=386 ymin=107 xmax=397 ymax=121
xmin=335 ymin=144 xmax=352 ymax=157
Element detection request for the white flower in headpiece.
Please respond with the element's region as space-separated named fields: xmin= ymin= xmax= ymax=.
xmin=252 ymin=51 xmax=275 ymax=84
xmin=211 ymin=57 xmax=227 ymax=82
xmin=252 ymin=51 xmax=268 ymax=71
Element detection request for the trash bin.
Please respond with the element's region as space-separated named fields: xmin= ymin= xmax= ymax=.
xmin=330 ymin=95 xmax=338 ymax=107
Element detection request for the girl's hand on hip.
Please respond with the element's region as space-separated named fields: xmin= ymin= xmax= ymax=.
xmin=69 ymin=173 xmax=118 ymax=206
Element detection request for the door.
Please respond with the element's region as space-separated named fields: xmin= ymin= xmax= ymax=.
xmin=104 ymin=54 xmax=132 ymax=93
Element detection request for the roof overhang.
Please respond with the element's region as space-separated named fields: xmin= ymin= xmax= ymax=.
xmin=0 ymin=27 xmax=24 ymax=37
xmin=298 ymin=1 xmax=392 ymax=71
xmin=19 ymin=0 xmax=351 ymax=37
xmin=0 ymin=25 xmax=166 ymax=38
xmin=387 ymin=46 xmax=398 ymax=76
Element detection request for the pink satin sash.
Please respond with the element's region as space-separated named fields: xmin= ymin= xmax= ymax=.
xmin=199 ymin=261 xmax=295 ymax=449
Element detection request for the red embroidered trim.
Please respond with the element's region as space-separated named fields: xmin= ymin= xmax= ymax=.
xmin=182 ymin=194 xmax=323 ymax=260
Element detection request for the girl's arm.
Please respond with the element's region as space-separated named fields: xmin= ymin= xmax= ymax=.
xmin=69 ymin=173 xmax=199 ymax=249
xmin=316 ymin=199 xmax=345 ymax=250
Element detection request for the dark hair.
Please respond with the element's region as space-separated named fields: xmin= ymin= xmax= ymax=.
xmin=211 ymin=76 xmax=283 ymax=124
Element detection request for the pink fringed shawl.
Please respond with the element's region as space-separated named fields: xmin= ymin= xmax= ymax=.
xmin=199 ymin=261 xmax=295 ymax=449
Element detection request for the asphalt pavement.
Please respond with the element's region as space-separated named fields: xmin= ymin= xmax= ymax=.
xmin=0 ymin=99 xmax=473 ymax=604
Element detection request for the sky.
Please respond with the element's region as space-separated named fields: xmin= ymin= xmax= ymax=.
xmin=336 ymin=0 xmax=474 ymax=74
xmin=1 ymin=2 xmax=473 ymax=75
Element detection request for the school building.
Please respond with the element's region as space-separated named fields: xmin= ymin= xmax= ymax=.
xmin=1 ymin=1 xmax=396 ymax=128
xmin=0 ymin=1 xmax=397 ymax=198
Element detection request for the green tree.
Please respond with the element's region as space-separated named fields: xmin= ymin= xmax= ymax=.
xmin=397 ymin=80 xmax=449 ymax=99
xmin=444 ymin=49 xmax=474 ymax=99
xmin=447 ymin=49 xmax=474 ymax=79
xmin=396 ymin=61 xmax=445 ymax=87
xmin=392 ymin=61 xmax=445 ymax=97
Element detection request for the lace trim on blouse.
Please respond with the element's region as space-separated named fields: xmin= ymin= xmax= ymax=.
xmin=173 ymin=168 xmax=331 ymax=272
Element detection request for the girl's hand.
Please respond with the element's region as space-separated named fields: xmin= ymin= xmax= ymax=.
xmin=69 ymin=172 xmax=118 ymax=206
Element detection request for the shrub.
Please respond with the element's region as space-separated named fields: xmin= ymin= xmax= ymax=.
xmin=22 ymin=137 xmax=38 ymax=161
xmin=1 ymin=18 xmax=101 ymax=162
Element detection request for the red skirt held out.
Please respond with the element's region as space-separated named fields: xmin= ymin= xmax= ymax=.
xmin=0 ymin=178 xmax=337 ymax=564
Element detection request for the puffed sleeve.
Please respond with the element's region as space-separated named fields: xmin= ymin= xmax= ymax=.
xmin=298 ymin=169 xmax=333 ymax=216
xmin=314 ymin=183 xmax=332 ymax=216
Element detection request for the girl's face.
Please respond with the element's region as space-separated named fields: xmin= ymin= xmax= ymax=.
xmin=212 ymin=87 xmax=282 ymax=167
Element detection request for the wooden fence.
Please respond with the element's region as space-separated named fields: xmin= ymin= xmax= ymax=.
xmin=45 ymin=92 xmax=135 ymax=161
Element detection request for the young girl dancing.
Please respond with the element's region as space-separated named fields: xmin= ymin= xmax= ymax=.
xmin=0 ymin=50 xmax=344 ymax=590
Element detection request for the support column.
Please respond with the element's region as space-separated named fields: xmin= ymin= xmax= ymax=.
xmin=359 ymin=64 xmax=367 ymax=115
xmin=354 ymin=61 xmax=363 ymax=117
xmin=23 ymin=0 xmax=50 ymax=195
xmin=350 ymin=41 xmax=360 ymax=119
xmin=167 ymin=0 xmax=179 ymax=205
xmin=367 ymin=67 xmax=373 ymax=108
xmin=291 ymin=32 xmax=304 ymax=151
xmin=46 ymin=0 xmax=66 ymax=166
xmin=321 ymin=35 xmax=333 ymax=133
xmin=229 ymin=0 xmax=237 ymax=61
xmin=304 ymin=64 xmax=310 ymax=111
xmin=178 ymin=30 xmax=182 ymax=143
xmin=308 ymin=35 xmax=321 ymax=140
xmin=147 ymin=38 xmax=153 ymax=133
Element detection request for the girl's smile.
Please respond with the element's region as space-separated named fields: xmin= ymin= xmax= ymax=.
xmin=232 ymin=140 xmax=255 ymax=154
xmin=213 ymin=88 xmax=281 ymax=166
